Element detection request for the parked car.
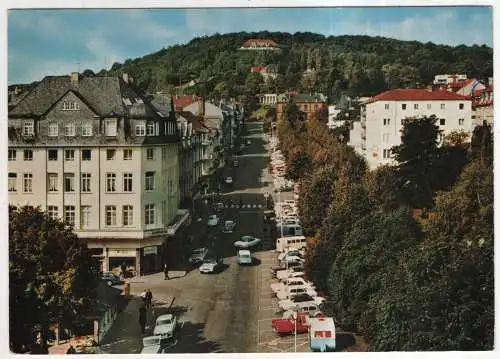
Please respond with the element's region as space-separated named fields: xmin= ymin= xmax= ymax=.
xmin=234 ymin=235 xmax=262 ymax=249
xmin=153 ymin=314 xmax=177 ymax=339
xmin=188 ymin=248 xmax=209 ymax=265
xmin=140 ymin=335 xmax=163 ymax=354
xmin=237 ymin=249 xmax=253 ymax=265
xmin=101 ymin=272 xmax=123 ymax=286
xmin=272 ymin=312 xmax=311 ymax=336
xmin=276 ymin=284 xmax=318 ymax=300
xmin=280 ymin=255 xmax=305 ymax=267
xmin=225 ymin=177 xmax=233 ymax=184
xmin=222 ymin=220 xmax=236 ymax=233
xmin=276 ymin=268 xmax=305 ymax=280
xmin=271 ymin=277 xmax=315 ymax=294
xmin=282 ymin=303 xmax=323 ymax=319
xmin=207 ymin=214 xmax=219 ymax=227
xmin=199 ymin=257 xmax=224 ymax=274
xmin=271 ymin=261 xmax=304 ymax=274
xmin=279 ymin=295 xmax=326 ymax=311
xmin=277 ymin=250 xmax=304 ymax=262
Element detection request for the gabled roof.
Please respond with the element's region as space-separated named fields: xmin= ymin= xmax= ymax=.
xmin=151 ymin=94 xmax=173 ymax=117
xmin=9 ymin=75 xmax=149 ymax=117
xmin=177 ymin=111 xmax=209 ymax=133
xmin=173 ymin=95 xmax=197 ymax=109
xmin=241 ymin=39 xmax=279 ymax=48
xmin=365 ymin=89 xmax=470 ymax=104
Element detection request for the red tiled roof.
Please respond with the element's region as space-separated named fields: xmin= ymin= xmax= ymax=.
xmin=173 ymin=95 xmax=197 ymax=109
xmin=251 ymin=66 xmax=266 ymax=73
xmin=366 ymin=89 xmax=470 ymax=104
xmin=242 ymin=39 xmax=279 ymax=48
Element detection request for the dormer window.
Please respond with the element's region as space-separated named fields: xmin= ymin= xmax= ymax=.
xmin=135 ymin=121 xmax=146 ymax=136
xmin=104 ymin=119 xmax=117 ymax=137
xmin=62 ymin=101 xmax=80 ymax=111
xmin=22 ymin=120 xmax=35 ymax=136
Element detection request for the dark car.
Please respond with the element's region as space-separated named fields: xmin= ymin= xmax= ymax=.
xmin=102 ymin=272 xmax=124 ymax=286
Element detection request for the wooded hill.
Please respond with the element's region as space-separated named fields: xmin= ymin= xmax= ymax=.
xmin=96 ymin=31 xmax=493 ymax=102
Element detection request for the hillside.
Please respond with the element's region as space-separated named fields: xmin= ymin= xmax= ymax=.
xmin=97 ymin=31 xmax=493 ymax=102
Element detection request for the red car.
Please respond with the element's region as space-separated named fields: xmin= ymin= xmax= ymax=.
xmin=271 ymin=312 xmax=311 ymax=336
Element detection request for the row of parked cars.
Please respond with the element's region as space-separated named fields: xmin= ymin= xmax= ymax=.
xmin=269 ymin=137 xmax=294 ymax=191
xmin=140 ymin=314 xmax=179 ymax=353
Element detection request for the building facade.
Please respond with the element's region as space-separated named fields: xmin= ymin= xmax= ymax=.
xmin=350 ymin=89 xmax=473 ymax=169
xmin=8 ymin=73 xmax=186 ymax=275
xmin=276 ymin=93 xmax=327 ymax=122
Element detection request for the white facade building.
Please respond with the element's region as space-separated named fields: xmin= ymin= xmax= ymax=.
xmin=327 ymin=106 xmax=342 ymax=129
xmin=433 ymin=74 xmax=468 ymax=85
xmin=350 ymin=89 xmax=473 ymax=169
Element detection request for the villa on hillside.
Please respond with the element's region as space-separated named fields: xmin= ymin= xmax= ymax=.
xmin=239 ymin=38 xmax=280 ymax=51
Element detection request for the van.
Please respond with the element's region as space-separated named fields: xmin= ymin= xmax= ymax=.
xmin=237 ymin=250 xmax=252 ymax=265
xmin=276 ymin=236 xmax=307 ymax=253
xmin=276 ymin=223 xmax=303 ymax=237
xmin=308 ymin=317 xmax=336 ymax=352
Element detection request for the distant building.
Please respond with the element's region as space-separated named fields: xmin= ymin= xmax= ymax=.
xmin=471 ymin=84 xmax=494 ymax=126
xmin=276 ymin=93 xmax=327 ymax=122
xmin=250 ymin=65 xmax=278 ymax=82
xmin=239 ymin=39 xmax=280 ymax=51
xmin=433 ymin=74 xmax=468 ymax=85
xmin=257 ymin=93 xmax=278 ymax=105
xmin=326 ymin=105 xmax=342 ymax=129
xmin=350 ymin=88 xmax=473 ymax=169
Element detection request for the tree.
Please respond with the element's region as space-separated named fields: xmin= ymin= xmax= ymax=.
xmin=285 ymin=146 xmax=312 ymax=181
xmin=391 ymin=116 xmax=441 ymax=209
xmin=470 ymin=122 xmax=493 ymax=166
xmin=9 ymin=206 xmax=98 ymax=352
xmin=244 ymin=72 xmax=263 ymax=95
xmin=284 ymin=99 xmax=300 ymax=124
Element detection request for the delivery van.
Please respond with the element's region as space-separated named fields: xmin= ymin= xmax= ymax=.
xmin=308 ymin=316 xmax=336 ymax=352
xmin=276 ymin=235 xmax=307 ymax=253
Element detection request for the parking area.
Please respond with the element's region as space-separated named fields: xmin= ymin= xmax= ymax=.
xmin=255 ymin=250 xmax=310 ymax=353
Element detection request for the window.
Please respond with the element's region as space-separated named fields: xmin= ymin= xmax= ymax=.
xmin=145 ymin=204 xmax=155 ymax=225
xmin=414 ymin=104 xmax=419 ymax=110
xmin=81 ymin=149 xmax=91 ymax=161
xmin=105 ymin=205 xmax=117 ymax=226
xmin=62 ymin=101 xmax=80 ymax=111
xmin=47 ymin=206 xmax=58 ymax=221
xmin=64 ymin=173 xmax=75 ymax=192
xmin=383 ymin=118 xmax=390 ymax=126
xmin=401 ymin=104 xmax=407 ymax=110
xmin=146 ymin=148 xmax=155 ymax=160
xmin=48 ymin=149 xmax=58 ymax=161
xmin=123 ymin=149 xmax=132 ymax=160
xmin=105 ymin=119 xmax=117 ymax=137
xmin=65 ymin=123 xmax=75 ymax=136
xmin=427 ymin=103 xmax=432 ymax=110
xmin=146 ymin=122 xmax=155 ymax=136
xmin=47 ymin=173 xmax=58 ymax=192
xmin=135 ymin=122 xmax=146 ymax=136
xmin=162 ymin=201 xmax=166 ymax=224
xmin=48 ymin=123 xmax=59 ymax=137
xmin=123 ymin=205 xmax=133 ymax=226
xmin=384 ymin=103 xmax=389 ymax=110
xmin=162 ymin=147 xmax=167 ymax=159
xmin=24 ymin=149 xmax=33 ymax=161
xmin=145 ymin=172 xmax=155 ymax=191
xmin=8 ymin=173 xmax=17 ymax=192
xmin=23 ymin=120 xmax=35 ymax=136
xmin=106 ymin=173 xmax=116 ymax=192
xmin=64 ymin=206 xmax=75 ymax=226
xmin=459 ymin=118 xmax=464 ymax=126
xmin=82 ymin=123 xmax=93 ymax=136
xmin=81 ymin=206 xmax=91 ymax=228
xmin=401 ymin=119 xmax=405 ymax=125
xmin=123 ymin=173 xmax=133 ymax=192
xmin=304 ymin=104 xmax=308 ymax=111
xmin=440 ymin=118 xmax=446 ymax=126
xmin=8 ymin=150 xmax=16 ymax=161
xmin=23 ymin=173 xmax=33 ymax=193
xmin=81 ymin=173 xmax=91 ymax=193
xmin=383 ymin=149 xmax=391 ymax=159
xmin=106 ymin=149 xmax=116 ymax=160
xmin=438 ymin=133 xmax=445 ymax=143
xmin=440 ymin=103 xmax=445 ymax=110
xmin=459 ymin=103 xmax=464 ymax=110
xmin=65 ymin=149 xmax=75 ymax=161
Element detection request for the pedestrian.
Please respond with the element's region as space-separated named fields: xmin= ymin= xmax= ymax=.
xmin=164 ymin=263 xmax=169 ymax=280
xmin=120 ymin=262 xmax=127 ymax=279
xmin=146 ymin=289 xmax=153 ymax=308
xmin=138 ymin=304 xmax=146 ymax=334
xmin=140 ymin=289 xmax=147 ymax=306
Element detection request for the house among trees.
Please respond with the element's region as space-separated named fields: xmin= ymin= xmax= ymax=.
xmin=276 ymin=92 xmax=327 ymax=122
xmin=250 ymin=65 xmax=278 ymax=82
xmin=239 ymin=38 xmax=280 ymax=51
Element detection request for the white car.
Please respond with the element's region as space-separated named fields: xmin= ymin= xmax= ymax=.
xmin=199 ymin=257 xmax=223 ymax=273
xmin=153 ymin=314 xmax=177 ymax=339
xmin=188 ymin=248 xmax=208 ymax=265
xmin=140 ymin=335 xmax=163 ymax=354
xmin=276 ymin=285 xmax=318 ymax=300
xmin=278 ymin=250 xmax=304 ymax=262
xmin=237 ymin=249 xmax=253 ymax=265
xmin=271 ymin=277 xmax=315 ymax=294
xmin=279 ymin=295 xmax=326 ymax=312
xmin=282 ymin=303 xmax=323 ymax=319
xmin=281 ymin=255 xmax=305 ymax=266
xmin=276 ymin=268 xmax=305 ymax=280
xmin=222 ymin=220 xmax=236 ymax=233
xmin=234 ymin=235 xmax=262 ymax=249
xmin=207 ymin=214 xmax=219 ymax=227
xmin=225 ymin=177 xmax=233 ymax=184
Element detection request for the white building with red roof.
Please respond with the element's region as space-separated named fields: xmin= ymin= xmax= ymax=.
xmin=239 ymin=39 xmax=280 ymax=51
xmin=350 ymin=88 xmax=473 ymax=169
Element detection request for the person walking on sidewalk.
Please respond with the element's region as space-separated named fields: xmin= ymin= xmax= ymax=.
xmin=138 ymin=304 xmax=146 ymax=334
xmin=164 ymin=263 xmax=169 ymax=280
xmin=140 ymin=289 xmax=147 ymax=306
xmin=145 ymin=289 xmax=153 ymax=308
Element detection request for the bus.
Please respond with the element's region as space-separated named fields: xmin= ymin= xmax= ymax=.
xmin=275 ymin=235 xmax=306 ymax=253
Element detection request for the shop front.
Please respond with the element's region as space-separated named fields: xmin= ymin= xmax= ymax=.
xmin=107 ymin=248 xmax=137 ymax=277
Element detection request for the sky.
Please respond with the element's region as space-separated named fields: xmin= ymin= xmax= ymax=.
xmin=7 ymin=5 xmax=494 ymax=84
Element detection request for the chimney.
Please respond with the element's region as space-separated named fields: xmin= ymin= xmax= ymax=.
xmin=198 ymin=97 xmax=205 ymax=117
xmin=70 ymin=72 xmax=79 ymax=85
xmin=122 ymin=73 xmax=129 ymax=84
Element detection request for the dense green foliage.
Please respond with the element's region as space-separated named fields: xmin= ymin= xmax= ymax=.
xmin=96 ymin=31 xmax=492 ymax=101
xmin=9 ymin=206 xmax=98 ymax=353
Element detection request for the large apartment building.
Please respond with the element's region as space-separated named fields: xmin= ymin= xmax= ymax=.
xmin=349 ymin=89 xmax=473 ymax=169
xmin=8 ymin=73 xmax=187 ymax=274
